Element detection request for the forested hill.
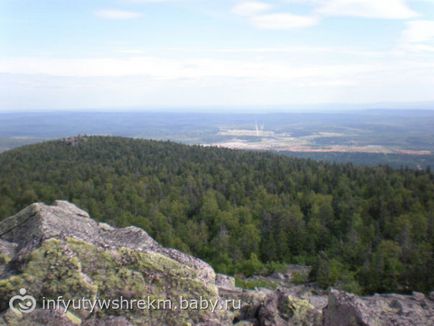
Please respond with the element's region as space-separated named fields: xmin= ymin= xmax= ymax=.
xmin=0 ymin=136 xmax=433 ymax=294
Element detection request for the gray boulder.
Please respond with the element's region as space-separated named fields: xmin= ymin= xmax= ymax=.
xmin=0 ymin=200 xmax=215 ymax=283
xmin=323 ymin=289 xmax=434 ymax=326
xmin=0 ymin=201 xmax=224 ymax=325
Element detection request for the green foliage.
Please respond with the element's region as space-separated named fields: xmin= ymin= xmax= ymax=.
xmin=314 ymin=255 xmax=343 ymax=288
xmin=0 ymin=136 xmax=433 ymax=294
xmin=292 ymin=272 xmax=308 ymax=285
xmin=361 ymin=240 xmax=404 ymax=293
xmin=312 ymin=254 xmax=362 ymax=294
xmin=234 ymin=277 xmax=278 ymax=290
xmin=236 ymin=253 xmax=265 ymax=277
xmin=264 ymin=261 xmax=289 ymax=274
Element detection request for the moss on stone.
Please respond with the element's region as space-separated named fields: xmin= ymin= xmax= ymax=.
xmin=0 ymin=253 xmax=11 ymax=265
xmin=22 ymin=239 xmax=97 ymax=299
xmin=279 ymin=295 xmax=317 ymax=326
xmin=66 ymin=237 xmax=219 ymax=324
xmin=0 ymin=237 xmax=222 ymax=325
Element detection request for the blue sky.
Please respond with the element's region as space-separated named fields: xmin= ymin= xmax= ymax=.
xmin=1 ymin=0 xmax=434 ymax=110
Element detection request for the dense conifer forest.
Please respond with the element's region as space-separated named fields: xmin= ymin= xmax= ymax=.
xmin=0 ymin=136 xmax=433 ymax=294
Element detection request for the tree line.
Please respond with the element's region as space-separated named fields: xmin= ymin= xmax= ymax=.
xmin=0 ymin=136 xmax=432 ymax=294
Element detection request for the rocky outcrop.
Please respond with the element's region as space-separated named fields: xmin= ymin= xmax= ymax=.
xmin=323 ymin=289 xmax=434 ymax=326
xmin=0 ymin=239 xmax=16 ymax=275
xmin=0 ymin=201 xmax=224 ymax=325
xmin=0 ymin=201 xmax=215 ymax=283
xmin=0 ymin=201 xmax=433 ymax=326
xmin=216 ymin=274 xmax=236 ymax=291
xmin=230 ymin=288 xmax=322 ymax=326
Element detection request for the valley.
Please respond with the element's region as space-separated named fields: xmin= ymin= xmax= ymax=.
xmin=1 ymin=110 xmax=434 ymax=169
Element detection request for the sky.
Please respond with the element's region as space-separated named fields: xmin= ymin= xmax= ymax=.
xmin=1 ymin=0 xmax=434 ymax=111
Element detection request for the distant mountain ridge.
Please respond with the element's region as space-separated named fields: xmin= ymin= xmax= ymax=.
xmin=1 ymin=110 xmax=434 ymax=168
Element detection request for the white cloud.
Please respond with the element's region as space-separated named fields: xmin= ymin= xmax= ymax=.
xmin=233 ymin=0 xmax=419 ymax=30
xmin=251 ymin=13 xmax=319 ymax=29
xmin=232 ymin=1 xmax=273 ymax=16
xmin=398 ymin=20 xmax=434 ymax=53
xmin=406 ymin=44 xmax=434 ymax=52
xmin=232 ymin=0 xmax=318 ymax=29
xmin=2 ymin=54 xmax=434 ymax=108
xmin=317 ymin=0 xmax=418 ymax=19
xmin=96 ymin=9 xmax=142 ymax=20
xmin=163 ymin=45 xmax=385 ymax=57
xmin=3 ymin=57 xmax=434 ymax=108
xmin=402 ymin=20 xmax=434 ymax=43
xmin=0 ymin=56 xmax=374 ymax=81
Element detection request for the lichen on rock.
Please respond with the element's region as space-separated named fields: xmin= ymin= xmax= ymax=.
xmin=0 ymin=201 xmax=226 ymax=325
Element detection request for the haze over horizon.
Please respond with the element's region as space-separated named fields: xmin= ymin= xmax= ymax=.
xmin=1 ymin=0 xmax=434 ymax=110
